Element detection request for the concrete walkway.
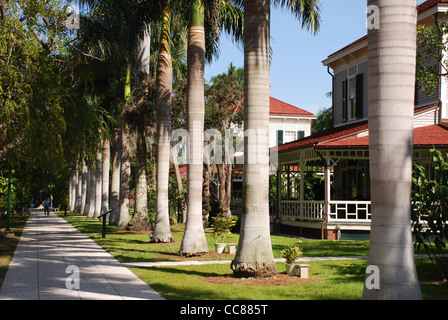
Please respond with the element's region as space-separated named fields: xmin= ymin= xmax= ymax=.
xmin=0 ymin=210 xmax=164 ymax=300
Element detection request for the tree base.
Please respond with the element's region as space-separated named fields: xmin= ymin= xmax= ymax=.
xmin=231 ymin=263 xmax=276 ymax=279
xmin=150 ymin=235 xmax=174 ymax=243
xmin=127 ymin=218 xmax=153 ymax=232
xmin=178 ymin=250 xmax=208 ymax=257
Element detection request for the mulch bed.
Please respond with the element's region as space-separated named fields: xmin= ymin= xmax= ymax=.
xmin=203 ymin=274 xmax=320 ymax=287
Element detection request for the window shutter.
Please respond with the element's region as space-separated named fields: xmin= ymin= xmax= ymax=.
xmin=342 ymin=79 xmax=348 ymax=122
xmin=277 ymin=130 xmax=284 ymax=146
xmin=297 ymin=131 xmax=305 ymax=139
xmin=356 ymin=73 xmax=364 ymax=119
xmin=414 ymin=81 xmax=419 ymax=106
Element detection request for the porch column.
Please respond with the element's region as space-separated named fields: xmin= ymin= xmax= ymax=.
xmin=276 ymin=165 xmax=282 ymax=220
xmin=323 ymin=158 xmax=331 ymax=239
xmin=299 ymin=161 xmax=306 ymax=219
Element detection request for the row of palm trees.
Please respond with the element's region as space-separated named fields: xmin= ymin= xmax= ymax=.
xmin=68 ymin=0 xmax=423 ymax=299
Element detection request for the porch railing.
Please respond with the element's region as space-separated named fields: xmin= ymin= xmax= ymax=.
xmin=329 ymin=201 xmax=371 ymax=222
xmin=279 ymin=200 xmax=371 ymax=223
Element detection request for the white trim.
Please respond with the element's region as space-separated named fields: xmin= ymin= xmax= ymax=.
xmin=269 ymin=114 xmax=316 ymax=120
xmin=322 ymin=40 xmax=367 ymax=67
xmin=418 ymin=4 xmax=448 ymax=21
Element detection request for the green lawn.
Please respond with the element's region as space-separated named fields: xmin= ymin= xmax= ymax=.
xmin=59 ymin=213 xmax=448 ymax=300
xmin=0 ymin=213 xmax=29 ymax=281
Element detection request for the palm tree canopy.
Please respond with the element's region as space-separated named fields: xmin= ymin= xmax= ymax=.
xmin=232 ymin=0 xmax=321 ymax=34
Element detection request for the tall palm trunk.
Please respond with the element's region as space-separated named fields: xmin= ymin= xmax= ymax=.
xmin=110 ymin=128 xmax=122 ymax=226
xmin=131 ymin=25 xmax=150 ymax=231
xmin=69 ymin=164 xmax=77 ymax=211
xmin=88 ymin=167 xmax=96 ymax=217
xmin=75 ymin=165 xmax=82 ymax=213
xmin=179 ymin=0 xmax=209 ymax=256
xmin=172 ymin=151 xmax=187 ymax=222
xmin=151 ymin=2 xmax=174 ymax=242
xmin=117 ymin=65 xmax=133 ymax=229
xmin=94 ymin=150 xmax=102 ymax=217
xmin=118 ymin=124 xmax=132 ymax=229
xmin=80 ymin=160 xmax=88 ymax=215
xmin=362 ymin=0 xmax=421 ymax=299
xmin=101 ymin=139 xmax=110 ymax=214
xmin=231 ymin=0 xmax=275 ymax=278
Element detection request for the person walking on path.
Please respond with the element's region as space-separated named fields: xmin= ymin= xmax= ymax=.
xmin=43 ymin=198 xmax=50 ymax=216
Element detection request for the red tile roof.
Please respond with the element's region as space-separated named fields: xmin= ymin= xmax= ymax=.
xmin=269 ymin=97 xmax=315 ymax=116
xmin=318 ymin=124 xmax=448 ymax=149
xmin=272 ymin=121 xmax=369 ymax=152
xmin=273 ymin=104 xmax=447 ymax=153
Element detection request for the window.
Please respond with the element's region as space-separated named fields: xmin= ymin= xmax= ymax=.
xmin=349 ymin=76 xmax=357 ymax=118
xmin=342 ymin=73 xmax=364 ymax=121
xmin=284 ymin=131 xmax=296 ymax=143
xmin=277 ymin=130 xmax=284 ymax=146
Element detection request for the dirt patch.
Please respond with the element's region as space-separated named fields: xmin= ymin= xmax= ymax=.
xmin=203 ymin=273 xmax=320 ymax=287
xmin=110 ymin=230 xmax=152 ymax=234
xmin=155 ymin=251 xmax=235 ymax=260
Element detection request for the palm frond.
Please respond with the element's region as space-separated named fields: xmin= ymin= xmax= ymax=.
xmin=272 ymin=0 xmax=322 ymax=34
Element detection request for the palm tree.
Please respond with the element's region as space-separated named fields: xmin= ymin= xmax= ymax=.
xmin=177 ymin=0 xmax=243 ymax=256
xmin=94 ymin=149 xmax=103 ymax=217
xmin=117 ymin=65 xmax=133 ymax=229
xmin=231 ymin=0 xmax=321 ymax=278
xmin=151 ymin=1 xmax=176 ymax=243
xmin=110 ymin=128 xmax=121 ymax=225
xmin=179 ymin=0 xmax=209 ymax=255
xmin=101 ymin=139 xmax=110 ymax=214
xmin=362 ymin=0 xmax=422 ymax=300
xmin=129 ymin=24 xmax=151 ymax=231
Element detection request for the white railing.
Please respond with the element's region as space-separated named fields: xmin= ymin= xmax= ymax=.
xmin=328 ymin=201 xmax=371 ymax=222
xmin=280 ymin=200 xmax=324 ymax=221
xmin=279 ymin=200 xmax=371 ymax=223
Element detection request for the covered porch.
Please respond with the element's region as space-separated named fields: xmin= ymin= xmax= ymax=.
xmin=272 ymin=145 xmax=372 ymax=240
xmin=270 ymin=121 xmax=448 ymax=240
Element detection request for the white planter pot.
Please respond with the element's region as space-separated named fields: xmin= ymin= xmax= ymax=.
xmin=214 ymin=243 xmax=227 ymax=253
xmin=285 ymin=263 xmax=297 ymax=276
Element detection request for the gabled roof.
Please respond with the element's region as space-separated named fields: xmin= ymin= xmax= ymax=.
xmin=273 ymin=104 xmax=448 ymax=153
xmin=325 ymin=0 xmax=448 ymax=61
xmin=269 ymin=97 xmax=315 ymax=117
xmin=418 ymin=0 xmax=448 ymax=12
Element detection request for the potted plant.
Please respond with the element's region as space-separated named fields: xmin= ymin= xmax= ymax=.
xmin=281 ymin=240 xmax=303 ymax=276
xmin=210 ymin=214 xmax=236 ymax=253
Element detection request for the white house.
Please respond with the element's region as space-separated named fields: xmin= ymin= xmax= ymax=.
xmin=268 ymin=97 xmax=316 ymax=147
xmin=271 ymin=0 xmax=448 ymax=240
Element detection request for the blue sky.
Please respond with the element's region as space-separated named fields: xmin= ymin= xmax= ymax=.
xmin=204 ymin=0 xmax=426 ymax=116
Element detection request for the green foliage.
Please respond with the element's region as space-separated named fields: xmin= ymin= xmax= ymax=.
xmin=416 ymin=21 xmax=448 ymax=96
xmin=204 ymin=63 xmax=244 ymax=133
xmin=312 ymin=107 xmax=333 ymax=133
xmin=412 ymin=149 xmax=448 ymax=281
xmin=281 ymin=240 xmax=303 ymax=264
xmin=210 ymin=214 xmax=237 ymax=243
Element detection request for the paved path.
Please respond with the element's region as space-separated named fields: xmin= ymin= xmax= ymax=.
xmin=123 ymin=255 xmax=369 ymax=268
xmin=0 ymin=210 xmax=164 ymax=300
